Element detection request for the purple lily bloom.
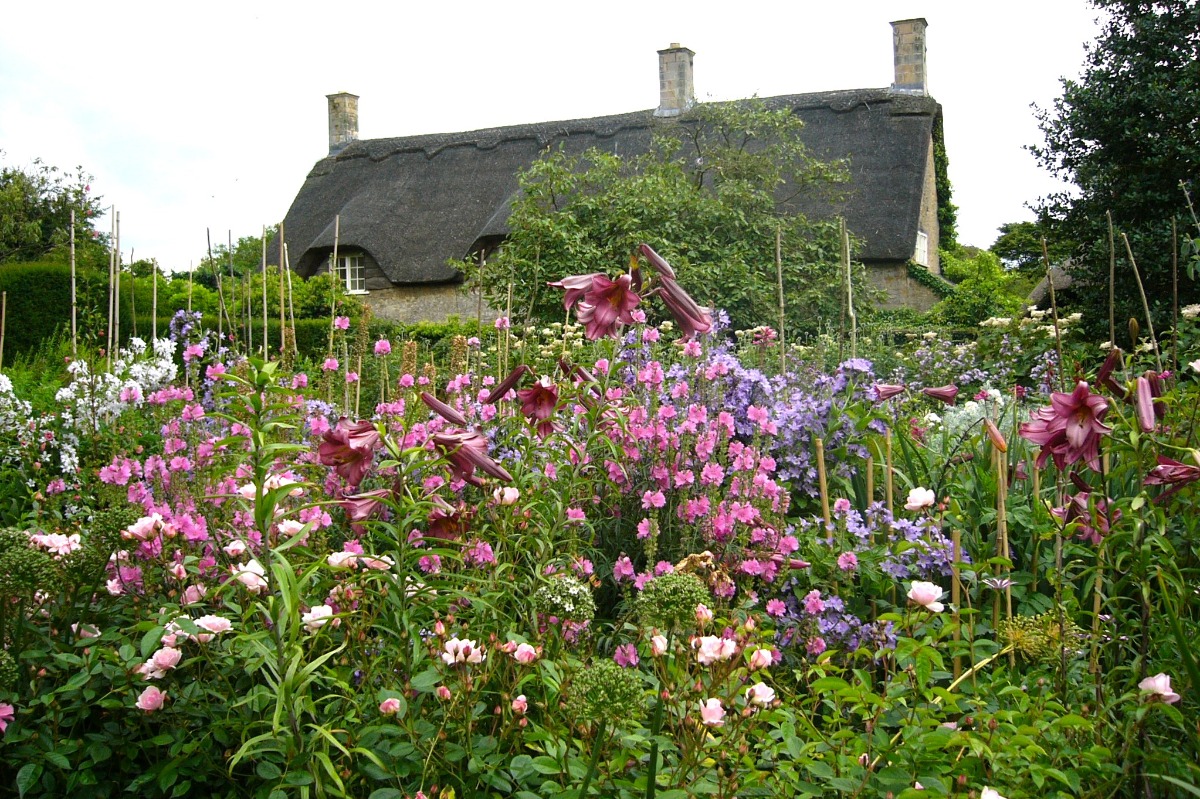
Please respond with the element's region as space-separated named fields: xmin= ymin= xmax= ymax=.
xmin=317 ymin=418 xmax=382 ymax=487
xmin=420 ymin=391 xmax=467 ymax=426
xmin=922 ymin=384 xmax=959 ymax=405
xmin=432 ymin=429 xmax=513 ymax=486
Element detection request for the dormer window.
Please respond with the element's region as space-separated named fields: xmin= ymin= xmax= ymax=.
xmin=914 ymin=231 xmax=929 ymax=267
xmin=332 ymin=252 xmax=367 ymax=294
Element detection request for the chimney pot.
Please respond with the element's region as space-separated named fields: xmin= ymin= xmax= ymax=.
xmin=889 ymin=19 xmax=928 ymax=96
xmin=655 ymin=43 xmax=695 ymax=118
xmin=327 ymin=92 xmax=359 ymax=155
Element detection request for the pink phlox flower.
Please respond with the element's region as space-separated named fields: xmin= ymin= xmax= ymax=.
xmin=333 ymin=316 xmax=350 ymax=330
xmin=0 ymin=703 xmax=14 ymax=733
xmin=374 ymin=339 xmax=392 ymax=355
xmin=322 ymin=358 xmax=339 ymax=371
xmin=613 ymin=556 xmax=635 ymax=582
xmin=803 ymin=590 xmax=825 ymax=615
xmin=837 ymin=551 xmax=859 ymax=571
xmin=641 ymin=490 xmax=666 ymax=510
xmin=613 ymin=643 xmax=640 ymax=667
xmin=765 ymin=598 xmax=787 ymax=617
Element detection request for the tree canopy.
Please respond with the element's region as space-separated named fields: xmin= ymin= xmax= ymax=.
xmin=1030 ymin=0 xmax=1200 ymax=339
xmin=0 ymin=155 xmax=105 ymax=264
xmin=463 ymin=100 xmax=876 ymax=335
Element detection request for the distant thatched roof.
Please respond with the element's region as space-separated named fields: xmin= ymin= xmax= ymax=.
xmin=272 ymin=88 xmax=941 ymax=284
xmin=1028 ymin=263 xmax=1076 ymax=307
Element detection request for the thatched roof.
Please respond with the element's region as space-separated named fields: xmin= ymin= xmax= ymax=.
xmin=272 ymin=88 xmax=941 ymax=284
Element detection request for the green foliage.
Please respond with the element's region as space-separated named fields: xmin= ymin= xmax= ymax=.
xmin=0 ymin=156 xmax=106 ymax=263
xmin=1030 ymin=0 xmax=1200 ymax=339
xmin=930 ymin=248 xmax=1027 ymax=327
xmin=464 ymin=99 xmax=876 ymax=335
xmin=933 ymin=115 xmax=958 ymax=249
xmin=992 ymin=220 xmax=1076 ymax=273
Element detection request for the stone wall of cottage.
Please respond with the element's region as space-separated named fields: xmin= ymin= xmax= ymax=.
xmin=359 ymin=284 xmax=500 ymax=325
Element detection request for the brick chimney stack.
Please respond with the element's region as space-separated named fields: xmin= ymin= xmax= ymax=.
xmin=655 ymin=43 xmax=695 ymax=117
xmin=890 ymin=19 xmax=928 ymax=95
xmin=327 ymin=92 xmax=359 ymax=154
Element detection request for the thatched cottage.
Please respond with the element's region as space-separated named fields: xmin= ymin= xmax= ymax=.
xmin=270 ymin=19 xmax=948 ymax=323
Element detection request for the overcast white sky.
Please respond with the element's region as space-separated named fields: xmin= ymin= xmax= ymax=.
xmin=1 ymin=1 xmax=1103 ymax=271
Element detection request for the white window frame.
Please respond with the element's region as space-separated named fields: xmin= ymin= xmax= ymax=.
xmin=914 ymin=231 xmax=930 ymax=267
xmin=331 ymin=253 xmax=368 ymax=294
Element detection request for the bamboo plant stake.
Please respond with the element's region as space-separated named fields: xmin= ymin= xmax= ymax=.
xmin=151 ymin=256 xmax=158 ymax=341
xmin=70 ymin=210 xmax=77 ymax=357
xmin=261 ymin=227 xmax=269 ymax=357
xmin=865 ymin=454 xmax=874 ymax=506
xmin=994 ymin=446 xmax=1014 ymax=667
xmin=842 ymin=217 xmax=856 ymax=358
xmin=0 ymin=291 xmax=6 ymax=370
xmin=129 ymin=248 xmax=136 ymax=340
xmin=328 ymin=216 xmax=341 ymax=359
xmin=1106 ymin=210 xmax=1116 ymax=347
xmin=106 ymin=209 xmax=115 ymax=371
xmin=1122 ymin=233 xmax=1164 ymax=373
xmin=775 ymin=224 xmax=785 ymax=373
xmin=884 ymin=427 xmax=895 ymax=516
xmin=816 ymin=437 xmax=831 ymax=529
xmin=278 ymin=223 xmax=287 ymax=356
xmin=1042 ymin=238 xmax=1066 ymax=392
xmin=284 ymin=245 xmax=298 ymax=356
xmin=354 ymin=354 xmax=363 ymax=417
xmin=208 ymin=229 xmax=222 ymax=345
xmin=1171 ymin=217 xmax=1179 ymax=372
xmin=952 ymin=524 xmax=962 ymax=679
xmin=113 ymin=212 xmax=120 ymax=356
xmin=187 ymin=260 xmax=193 ymax=313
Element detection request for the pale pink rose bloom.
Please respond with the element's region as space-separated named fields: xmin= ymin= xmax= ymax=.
xmin=511 ymin=643 xmax=538 ymax=664
xmin=379 ymin=697 xmax=402 ymax=715
xmin=436 ymin=685 xmax=452 ymax=700
xmin=136 ymin=686 xmax=166 ymax=712
xmin=695 ymin=604 xmax=714 ymax=624
xmin=694 ymin=635 xmax=737 ymax=665
xmin=493 ymin=486 xmax=520 ymax=505
xmin=650 ymin=634 xmax=669 ymax=657
xmin=194 ymin=615 xmax=233 ymax=634
xmin=745 ymin=682 xmax=775 ymax=706
xmin=699 ymin=698 xmax=725 ymax=726
xmin=358 ymin=554 xmax=395 ymax=571
xmin=980 ymin=789 xmax=1006 ymax=799
xmin=168 ymin=562 xmax=187 ymax=580
xmin=123 ymin=513 xmax=163 ymax=541
xmin=511 ymin=694 xmax=528 ymax=715
xmin=237 ymin=483 xmax=257 ymax=500
xmin=182 ymin=584 xmax=206 ymax=605
xmin=442 ymin=637 xmax=485 ymax=666
xmin=748 ymin=648 xmax=773 ymax=671
xmin=904 ymin=487 xmax=936 ymax=511
xmin=302 ymin=605 xmax=335 ymax=633
xmin=106 ymin=578 xmax=124 ymax=596
xmin=1138 ymin=673 xmax=1181 ymax=704
xmin=277 ymin=520 xmax=305 ymax=537
xmin=231 ymin=559 xmax=268 ymax=593
xmin=907 ymin=581 xmax=945 ymax=613
xmin=151 ymin=647 xmax=182 ymax=672
xmin=223 ymin=539 xmax=248 ymax=557
xmin=136 ymin=661 xmax=166 ymax=680
xmin=327 ymin=551 xmax=358 ymax=569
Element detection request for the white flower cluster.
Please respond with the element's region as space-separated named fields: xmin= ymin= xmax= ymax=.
xmin=55 ymin=338 xmax=179 ymax=430
xmin=923 ymin=388 xmax=1007 ymax=450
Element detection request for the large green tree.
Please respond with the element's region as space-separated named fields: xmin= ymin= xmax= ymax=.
xmin=0 ymin=155 xmax=105 ymax=263
xmin=1030 ymin=0 xmax=1200 ymax=340
xmin=463 ymin=100 xmax=875 ymax=335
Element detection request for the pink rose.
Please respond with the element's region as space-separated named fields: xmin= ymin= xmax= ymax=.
xmin=699 ymin=697 xmax=725 ymax=727
xmin=694 ymin=635 xmax=737 ymax=665
xmin=151 ymin=647 xmax=182 ymax=672
xmin=650 ymin=634 xmax=669 ymax=657
xmin=745 ymin=682 xmax=775 ymax=706
xmin=194 ymin=615 xmax=232 ymax=635
xmin=511 ymin=694 xmax=528 ymax=715
xmin=748 ymin=648 xmax=773 ymax=671
xmin=511 ymin=643 xmax=538 ymax=664
xmin=379 ymin=697 xmax=402 ymax=715
xmin=1138 ymin=672 xmax=1181 ymax=704
xmin=695 ymin=603 xmax=714 ymax=624
xmin=136 ymin=686 xmax=166 ymax=712
xmin=907 ymin=581 xmax=945 ymax=613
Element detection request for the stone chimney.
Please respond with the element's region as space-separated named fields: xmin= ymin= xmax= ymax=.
xmin=327 ymin=92 xmax=359 ymax=154
xmin=655 ymin=43 xmax=695 ymax=117
xmin=890 ymin=19 xmax=928 ymax=95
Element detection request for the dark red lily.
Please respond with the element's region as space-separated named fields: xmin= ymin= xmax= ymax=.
xmin=872 ymin=383 xmax=906 ymax=402
xmin=1095 ymin=347 xmax=1125 ymax=396
xmin=548 ymin=273 xmax=605 ymax=311
xmin=317 ymin=418 xmax=382 ymax=487
xmin=1051 ymin=489 xmax=1120 ymax=546
xmin=922 ymin=384 xmax=959 ymax=405
xmin=421 ymin=391 xmax=468 ymax=426
xmin=484 ymin=365 xmax=531 ymax=405
xmin=574 ymin=273 xmax=641 ymax=340
xmin=341 ymin=488 xmax=393 ymax=522
xmin=1135 ymin=376 xmax=1156 ymax=433
xmin=1019 ymin=380 xmax=1110 ymax=472
xmin=425 ymin=496 xmax=473 ymax=541
xmin=517 ymin=375 xmax=560 ymax=438
xmin=638 ymin=244 xmax=712 ymax=338
xmin=432 ymin=429 xmax=513 ymax=486
xmin=1145 ymin=455 xmax=1200 ymax=502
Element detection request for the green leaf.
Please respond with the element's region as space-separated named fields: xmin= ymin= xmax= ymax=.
xmin=16 ymin=763 xmax=42 ymax=798
xmin=256 ymin=761 xmax=282 ymax=780
xmin=368 ymin=790 xmax=404 ymax=799
xmin=140 ymin=626 xmax=165 ymax=658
